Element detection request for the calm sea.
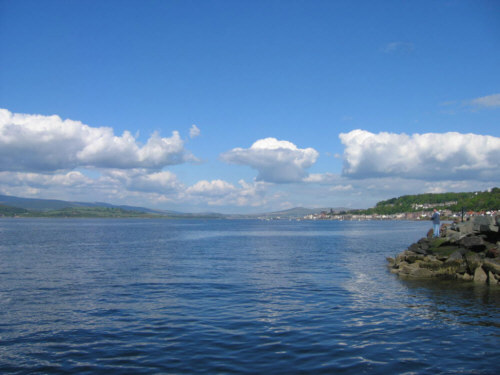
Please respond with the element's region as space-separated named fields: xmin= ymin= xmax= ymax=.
xmin=0 ymin=218 xmax=499 ymax=374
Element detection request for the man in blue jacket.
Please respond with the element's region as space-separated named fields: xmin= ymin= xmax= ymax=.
xmin=431 ymin=209 xmax=440 ymax=237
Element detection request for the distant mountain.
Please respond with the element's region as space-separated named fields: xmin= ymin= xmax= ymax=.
xmin=0 ymin=193 xmax=351 ymax=219
xmin=0 ymin=194 xmax=170 ymax=214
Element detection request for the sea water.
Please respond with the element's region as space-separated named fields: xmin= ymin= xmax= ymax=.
xmin=0 ymin=218 xmax=499 ymax=374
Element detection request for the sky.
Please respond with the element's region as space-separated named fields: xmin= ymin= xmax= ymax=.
xmin=0 ymin=0 xmax=499 ymax=213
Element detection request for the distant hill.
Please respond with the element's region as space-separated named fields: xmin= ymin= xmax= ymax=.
xmin=0 ymin=194 xmax=172 ymax=214
xmin=0 ymin=193 xmax=352 ymax=219
xmin=355 ymin=188 xmax=499 ymax=215
xmin=0 ymin=194 xmax=228 ymax=218
xmin=0 ymin=204 xmax=29 ymax=216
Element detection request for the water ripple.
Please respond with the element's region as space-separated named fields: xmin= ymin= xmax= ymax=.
xmin=0 ymin=218 xmax=499 ymax=374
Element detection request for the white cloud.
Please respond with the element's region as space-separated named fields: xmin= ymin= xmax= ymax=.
xmin=186 ymin=179 xmax=236 ymax=197
xmin=0 ymin=171 xmax=93 ymax=189
xmin=302 ymin=172 xmax=339 ymax=184
xmin=189 ymin=124 xmax=201 ymax=138
xmin=329 ymin=184 xmax=353 ymax=192
xmin=184 ymin=179 xmax=270 ymax=207
xmin=339 ymin=130 xmax=500 ymax=181
xmin=0 ymin=109 xmax=195 ymax=172
xmin=220 ymin=137 xmax=319 ymax=183
xmin=469 ymin=93 xmax=500 ymax=108
xmin=382 ymin=42 xmax=414 ymax=54
xmin=104 ymin=169 xmax=183 ymax=194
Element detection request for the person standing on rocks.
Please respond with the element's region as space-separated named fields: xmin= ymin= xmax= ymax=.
xmin=431 ymin=208 xmax=440 ymax=237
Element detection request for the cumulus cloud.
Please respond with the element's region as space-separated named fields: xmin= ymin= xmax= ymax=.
xmin=184 ymin=179 xmax=270 ymax=207
xmin=220 ymin=137 xmax=319 ymax=183
xmin=0 ymin=109 xmax=195 ymax=172
xmin=189 ymin=124 xmax=201 ymax=138
xmin=186 ymin=179 xmax=236 ymax=196
xmin=104 ymin=169 xmax=183 ymax=194
xmin=468 ymin=93 xmax=500 ymax=108
xmin=0 ymin=171 xmax=93 ymax=189
xmin=339 ymin=130 xmax=500 ymax=181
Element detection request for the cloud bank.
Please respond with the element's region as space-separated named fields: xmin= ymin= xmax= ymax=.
xmin=0 ymin=109 xmax=194 ymax=172
xmin=340 ymin=130 xmax=500 ymax=181
xmin=220 ymin=137 xmax=319 ymax=183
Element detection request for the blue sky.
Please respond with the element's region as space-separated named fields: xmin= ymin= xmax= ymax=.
xmin=1 ymin=0 xmax=499 ymax=213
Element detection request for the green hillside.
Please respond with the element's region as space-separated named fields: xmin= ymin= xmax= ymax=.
xmin=0 ymin=205 xmax=161 ymax=218
xmin=358 ymin=188 xmax=499 ymax=215
xmin=23 ymin=206 xmax=161 ymax=218
xmin=0 ymin=204 xmax=29 ymax=216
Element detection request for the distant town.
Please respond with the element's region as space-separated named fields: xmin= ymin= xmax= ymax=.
xmin=296 ymin=208 xmax=498 ymax=222
xmin=259 ymin=188 xmax=500 ymax=221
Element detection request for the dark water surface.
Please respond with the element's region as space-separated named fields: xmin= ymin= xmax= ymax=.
xmin=1 ymin=219 xmax=499 ymax=374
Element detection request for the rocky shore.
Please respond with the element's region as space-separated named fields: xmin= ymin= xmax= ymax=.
xmin=388 ymin=215 xmax=500 ymax=285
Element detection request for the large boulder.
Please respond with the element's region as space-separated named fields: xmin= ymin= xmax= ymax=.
xmin=459 ymin=235 xmax=486 ymax=252
xmin=483 ymin=258 xmax=500 ymax=274
xmin=473 ymin=216 xmax=498 ymax=233
xmin=473 ymin=267 xmax=488 ymax=283
xmin=465 ymin=252 xmax=483 ymax=273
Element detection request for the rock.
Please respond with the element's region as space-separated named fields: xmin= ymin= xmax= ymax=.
xmin=408 ymin=267 xmax=434 ymax=278
xmin=446 ymin=231 xmax=462 ymax=242
xmin=483 ymin=258 xmax=500 ymax=274
xmin=459 ymin=236 xmax=486 ymax=252
xmin=458 ymin=220 xmax=474 ymax=234
xmin=406 ymin=253 xmax=425 ymax=263
xmin=408 ymin=243 xmax=427 ymax=255
xmin=485 ymin=248 xmax=500 ymax=258
xmin=457 ymin=273 xmax=473 ymax=281
xmin=389 ymin=215 xmax=499 ymax=285
xmin=473 ymin=267 xmax=488 ymax=284
xmin=444 ymin=250 xmax=467 ymax=273
xmin=473 ymin=216 xmax=496 ymax=232
xmin=446 ymin=250 xmax=464 ymax=263
xmin=419 ymin=259 xmax=445 ymax=271
xmin=465 ymin=252 xmax=483 ymax=273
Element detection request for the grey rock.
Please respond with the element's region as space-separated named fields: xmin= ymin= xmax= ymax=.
xmin=445 ymin=250 xmax=464 ymax=263
xmin=483 ymin=258 xmax=500 ymax=274
xmin=465 ymin=252 xmax=483 ymax=273
xmin=408 ymin=267 xmax=434 ymax=278
xmin=488 ymin=271 xmax=498 ymax=285
xmin=473 ymin=267 xmax=488 ymax=284
xmin=473 ymin=216 xmax=496 ymax=227
xmin=457 ymin=273 xmax=473 ymax=281
xmin=459 ymin=236 xmax=486 ymax=252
